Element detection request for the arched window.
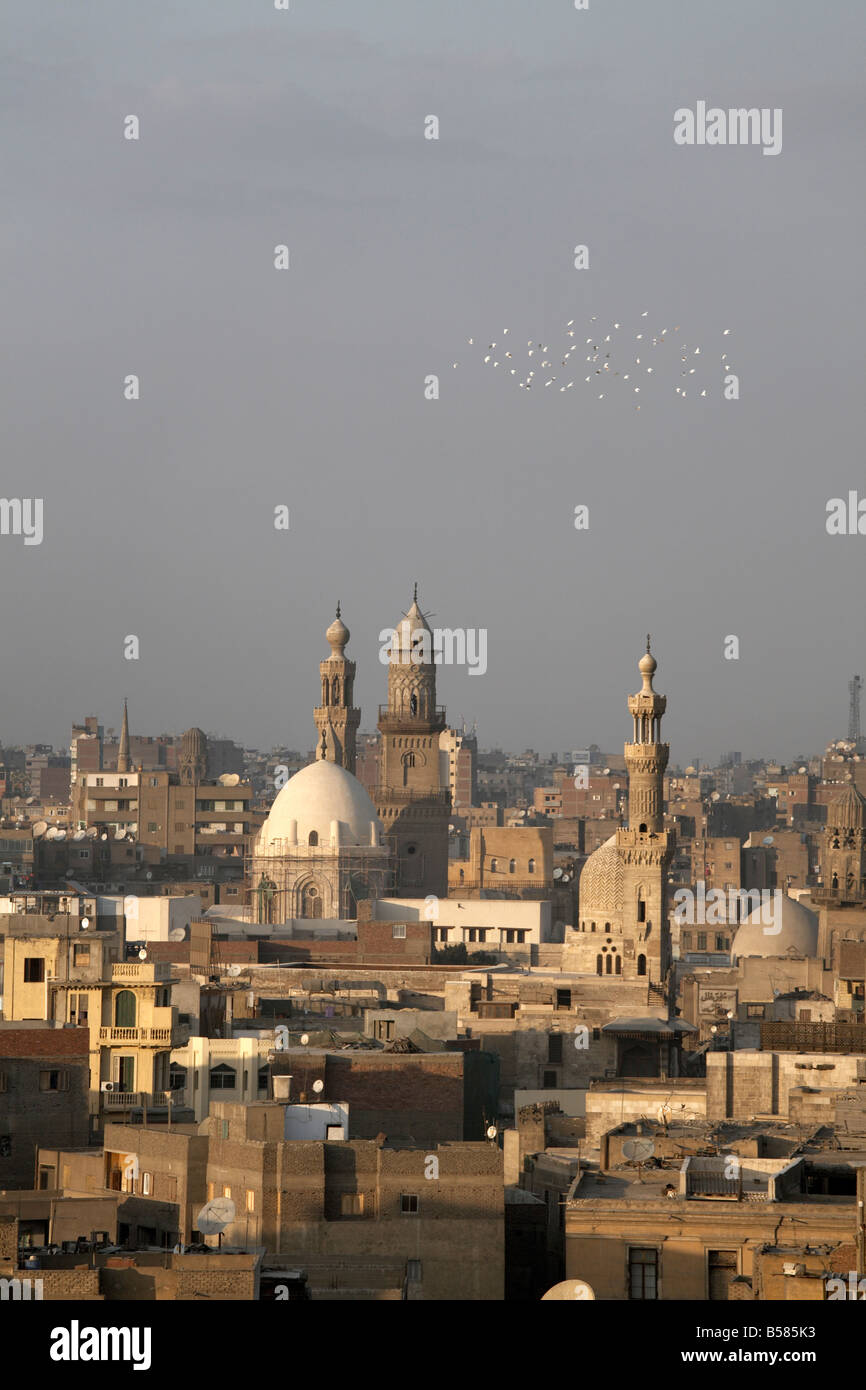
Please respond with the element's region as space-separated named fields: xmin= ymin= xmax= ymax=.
xmin=605 ymin=953 xmax=612 ymax=974
xmin=410 ymin=693 xmax=418 ymax=717
xmin=301 ymin=883 xmax=322 ymax=919
xmin=615 ymin=955 xmax=621 ymax=975
xmin=509 ymin=858 xmax=516 ymax=875
xmin=604 ymin=922 xmax=610 ymax=932
xmin=639 ymin=822 xmax=647 ymax=833
xmin=322 ymin=677 xmax=330 ymax=704
xmin=332 ymin=678 xmax=340 ymax=704
xmin=490 ymin=858 xmax=498 ymax=873
xmin=637 ymin=953 xmax=647 ymax=976
xmin=590 ymin=922 xmax=596 ymax=933
xmin=596 ymin=955 xmax=603 ymax=975
xmin=459 ymin=868 xmax=465 ymax=883
xmin=308 ymin=830 xmax=318 ymax=847
xmin=114 ymin=990 xmax=136 ymax=1028
xmin=528 ymin=858 xmax=536 ymax=874
xmin=637 ymin=897 xmax=646 ymax=923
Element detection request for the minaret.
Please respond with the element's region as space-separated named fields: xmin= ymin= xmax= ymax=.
xmin=313 ymin=603 xmax=360 ymax=774
xmin=616 ymin=637 xmax=675 ymax=987
xmin=376 ymin=585 xmax=449 ymax=894
xmin=117 ymin=699 xmax=130 ymax=774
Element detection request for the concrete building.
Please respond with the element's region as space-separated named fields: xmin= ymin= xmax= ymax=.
xmin=0 ymin=1023 xmax=90 ymax=1187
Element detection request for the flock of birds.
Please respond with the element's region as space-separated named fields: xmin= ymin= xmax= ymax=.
xmin=451 ymin=311 xmax=733 ymax=407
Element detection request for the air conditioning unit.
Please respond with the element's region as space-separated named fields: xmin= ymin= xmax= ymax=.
xmin=782 ymin=1262 xmax=805 ymax=1277
xmin=101 ymin=1081 xmax=115 ymax=1093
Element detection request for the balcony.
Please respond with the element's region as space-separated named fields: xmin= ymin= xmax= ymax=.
xmin=377 ymin=705 xmax=447 ymax=734
xmin=102 ymin=1090 xmax=177 ymax=1109
xmin=111 ymin=961 xmax=173 ymax=982
xmin=98 ymin=1026 xmax=174 ymax=1044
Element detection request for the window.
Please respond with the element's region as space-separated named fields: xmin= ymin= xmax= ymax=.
xmin=596 ymin=955 xmax=603 ymax=975
xmin=308 ymin=830 xmax=318 ymax=847
xmin=407 ymin=1259 xmax=422 ymax=1282
xmin=223 ymin=1186 xmax=231 ymax=1200
xmin=169 ymin=1064 xmax=187 ymax=1092
xmin=341 ymin=1193 xmax=364 ymax=1216
xmin=39 ymin=1070 xmax=69 ymax=1092
xmin=715 ymin=934 xmax=726 ymax=951
xmin=548 ymin=1034 xmax=563 ymax=1064
xmin=556 ymin=988 xmax=572 ymax=1010
xmin=697 ymin=933 xmax=707 ymax=951
xmin=246 ymin=1189 xmax=255 ymax=1213
xmin=114 ymin=990 xmax=137 ymax=1027
xmin=489 ymin=858 xmax=498 ymax=873
xmin=637 ymin=899 xmax=646 ymax=923
xmin=24 ymin=957 xmax=45 ymax=983
xmin=392 ymin=923 xmax=407 ymax=939
xmin=72 ymin=944 xmax=90 ymax=965
xmin=400 ymin=1193 xmax=419 ymax=1214
xmin=528 ymin=858 xmax=536 ymax=874
xmin=148 ymin=823 xmax=158 ymax=833
xmin=141 ymin=1172 xmax=152 ymax=1196
xmin=629 ymin=1247 xmax=658 ymax=1300
xmin=209 ymin=1064 xmax=237 ymax=1090
xmin=174 ymin=822 xmax=186 ymax=832
xmin=509 ymin=858 xmax=516 ymax=874
xmin=257 ymin=1066 xmax=269 ymax=1091
xmin=746 ymin=1004 xmax=764 ymax=1019
xmin=637 ymin=954 xmax=647 ymax=976
xmin=543 ymin=1070 xmax=558 ymax=1089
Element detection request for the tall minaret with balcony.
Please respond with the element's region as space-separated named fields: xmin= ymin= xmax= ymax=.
xmin=313 ymin=603 xmax=360 ymax=774
xmin=616 ymin=637 xmax=675 ymax=986
xmin=376 ymin=585 xmax=449 ymax=893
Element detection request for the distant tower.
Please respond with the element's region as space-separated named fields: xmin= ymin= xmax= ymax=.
xmin=180 ymin=727 xmax=208 ymax=785
xmin=117 ymin=699 xmax=131 ymax=774
xmin=313 ymin=603 xmax=360 ymax=774
xmin=849 ymin=675 xmax=862 ymax=743
xmin=616 ymin=637 xmax=675 ymax=986
xmin=376 ymin=585 xmax=450 ymax=893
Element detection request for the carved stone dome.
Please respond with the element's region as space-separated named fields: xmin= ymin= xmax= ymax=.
xmin=579 ymin=834 xmax=624 ymax=919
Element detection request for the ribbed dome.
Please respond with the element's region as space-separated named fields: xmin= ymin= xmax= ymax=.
xmin=579 ymin=835 xmax=624 ymax=918
xmin=182 ymin=727 xmax=207 ymax=755
xmin=730 ymin=895 xmax=818 ymax=961
xmin=257 ymin=760 xmax=383 ymax=851
xmin=829 ymin=783 xmax=866 ymax=830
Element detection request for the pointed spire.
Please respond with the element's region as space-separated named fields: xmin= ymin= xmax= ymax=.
xmin=117 ymin=699 xmax=130 ymax=773
xmin=413 ymin=581 xmax=418 ymax=603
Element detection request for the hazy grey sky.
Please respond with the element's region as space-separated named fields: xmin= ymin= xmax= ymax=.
xmin=2 ymin=1 xmax=863 ymax=765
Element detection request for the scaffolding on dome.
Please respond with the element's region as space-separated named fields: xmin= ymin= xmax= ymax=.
xmin=245 ymin=838 xmax=396 ymax=924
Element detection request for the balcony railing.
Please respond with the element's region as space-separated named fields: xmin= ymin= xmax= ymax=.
xmin=98 ymin=1026 xmax=173 ymax=1043
xmin=102 ymin=1090 xmax=175 ymax=1109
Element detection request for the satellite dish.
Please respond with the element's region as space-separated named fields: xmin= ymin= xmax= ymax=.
xmin=86 ymin=827 xmax=98 ymax=838
xmin=553 ymin=868 xmax=563 ymax=879
xmin=168 ymin=927 xmax=186 ymax=942
xmin=55 ymin=829 xmax=66 ymax=840
xmin=138 ymin=948 xmax=147 ymax=961
xmin=300 ymin=1034 xmax=310 ymax=1046
xmin=312 ymin=1079 xmax=324 ymax=1094
xmin=227 ymin=964 xmax=241 ymax=977
xmin=72 ymin=829 xmax=86 ymax=841
xmin=146 ymin=871 xmax=153 ymax=880
xmin=542 ymin=1280 xmax=596 ymax=1301
xmin=25 ymin=796 xmax=35 ymax=804
xmin=561 ymin=873 xmax=571 ymax=883
xmin=762 ymin=836 xmax=774 ymax=845
xmin=195 ymin=1197 xmax=236 ymax=1235
xmin=486 ymin=1125 xmax=498 ymax=1140
xmin=218 ymin=773 xmax=241 ymax=786
xmin=80 ymin=917 xmax=90 ymax=930
xmin=45 ymin=826 xmax=58 ymax=840
xmin=101 ymin=833 xmax=108 ymax=841
xmin=622 ymin=1138 xmax=655 ymax=1162
xmin=602 ymin=767 xmax=610 ymax=775
xmin=32 ymin=820 xmax=48 ymax=837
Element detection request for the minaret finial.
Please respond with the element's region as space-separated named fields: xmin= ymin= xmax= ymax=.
xmin=336 ymin=599 xmax=341 ymax=619
xmin=413 ymin=581 xmax=418 ymax=603
xmin=646 ymin=633 xmax=651 ymax=653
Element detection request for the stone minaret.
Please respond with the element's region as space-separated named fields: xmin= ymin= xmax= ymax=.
xmin=313 ymin=603 xmax=360 ymax=774
xmin=117 ymin=699 xmax=131 ymax=774
xmin=376 ymin=585 xmax=449 ymax=894
xmin=616 ymin=638 xmax=675 ymax=986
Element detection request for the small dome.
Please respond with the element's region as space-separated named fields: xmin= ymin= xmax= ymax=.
xmin=730 ymin=895 xmax=818 ymax=961
xmin=257 ymin=760 xmax=383 ymax=851
xmin=388 ymin=592 xmax=433 ymax=665
xmin=639 ymin=651 xmax=657 ymax=676
xmin=182 ymin=727 xmax=207 ymax=755
xmin=829 ymin=783 xmax=866 ymax=830
xmin=579 ymin=835 xmax=623 ymax=918
xmin=325 ymin=604 xmax=350 ymax=655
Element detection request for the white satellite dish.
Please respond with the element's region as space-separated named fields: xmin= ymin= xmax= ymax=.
xmin=73 ymin=829 xmax=86 ymax=841
xmin=553 ymin=867 xmax=563 ymax=879
xmin=561 ymin=873 xmax=570 ymax=883
xmin=312 ymin=1079 xmax=324 ymax=1094
xmin=762 ymin=836 xmax=774 ymax=845
xmin=300 ymin=1033 xmax=310 ymax=1046
xmin=195 ymin=1197 xmax=236 ymax=1236
xmin=101 ymin=833 xmax=108 ymax=841
xmin=602 ymin=767 xmax=610 ymax=775
xmin=32 ymin=820 xmax=48 ymax=837
xmin=55 ymin=829 xmax=66 ymax=840
xmin=168 ymin=927 xmax=186 ymax=942
xmin=622 ymin=1138 xmax=655 ymax=1162
xmin=80 ymin=918 xmax=90 ymax=930
xmin=87 ymin=827 xmax=98 ymax=838
xmin=486 ymin=1125 xmax=497 ymax=1140
xmin=218 ymin=773 xmax=241 ymax=786
xmin=138 ymin=948 xmax=147 ymax=960
xmin=25 ymin=796 xmax=35 ymax=804
xmin=45 ymin=826 xmax=58 ymax=840
xmin=227 ymin=964 xmax=241 ymax=977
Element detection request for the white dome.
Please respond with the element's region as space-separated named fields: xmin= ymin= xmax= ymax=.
xmin=257 ymin=761 xmax=383 ymax=851
xmin=730 ymin=894 xmax=818 ymax=961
